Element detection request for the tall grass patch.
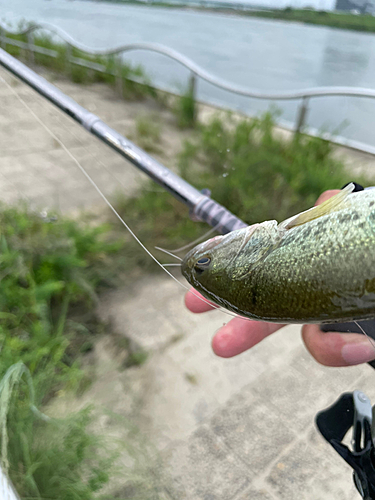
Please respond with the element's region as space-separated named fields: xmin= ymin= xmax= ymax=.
xmin=0 ymin=206 xmax=128 ymax=497
xmin=115 ymin=112 xmax=357 ymax=258
xmin=174 ymin=86 xmax=197 ymax=129
xmin=135 ymin=115 xmax=162 ymax=153
xmin=0 ymin=205 xmax=165 ymax=498
xmin=0 ymin=205 xmax=123 ymax=386
xmin=180 ymin=112 xmax=354 ymax=224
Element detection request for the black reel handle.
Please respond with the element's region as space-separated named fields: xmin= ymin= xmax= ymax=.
xmin=316 ymin=391 xmax=375 ymax=499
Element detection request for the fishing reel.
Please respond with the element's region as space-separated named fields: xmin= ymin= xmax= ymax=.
xmin=317 ymin=391 xmax=375 ymax=499
xmin=317 ymin=315 xmax=375 ymax=499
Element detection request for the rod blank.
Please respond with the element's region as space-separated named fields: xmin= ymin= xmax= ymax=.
xmin=0 ymin=48 xmax=246 ymax=234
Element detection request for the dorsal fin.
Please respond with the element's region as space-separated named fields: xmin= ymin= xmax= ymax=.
xmin=280 ymin=183 xmax=355 ymax=230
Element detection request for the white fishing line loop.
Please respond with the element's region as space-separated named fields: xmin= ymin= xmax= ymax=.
xmin=154 ymin=247 xmax=183 ymax=261
xmin=166 ymin=223 xmax=221 ymax=253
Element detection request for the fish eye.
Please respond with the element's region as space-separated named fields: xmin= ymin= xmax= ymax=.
xmin=194 ymin=256 xmax=211 ymax=274
xmin=197 ymin=257 xmax=211 ymax=266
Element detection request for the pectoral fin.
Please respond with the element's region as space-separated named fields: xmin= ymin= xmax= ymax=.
xmin=280 ymin=183 xmax=355 ymax=230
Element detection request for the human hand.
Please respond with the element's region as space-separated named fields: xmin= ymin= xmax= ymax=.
xmin=184 ymin=189 xmax=375 ymax=367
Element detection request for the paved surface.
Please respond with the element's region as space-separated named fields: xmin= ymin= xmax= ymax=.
xmin=98 ymin=277 xmax=375 ymax=500
xmin=3 ymin=64 xmax=375 ymax=499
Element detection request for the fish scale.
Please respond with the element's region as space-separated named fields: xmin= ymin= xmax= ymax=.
xmin=182 ymin=184 xmax=375 ymax=323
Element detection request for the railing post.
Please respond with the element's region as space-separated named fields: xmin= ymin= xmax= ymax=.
xmin=27 ymin=31 xmax=34 ymax=65
xmin=295 ymin=97 xmax=309 ymax=135
xmin=189 ymin=72 xmax=196 ymax=100
xmin=0 ymin=26 xmax=5 ymax=50
xmin=65 ymin=43 xmax=72 ymax=79
xmin=188 ymin=71 xmax=197 ymax=123
xmin=115 ymin=54 xmax=123 ymax=98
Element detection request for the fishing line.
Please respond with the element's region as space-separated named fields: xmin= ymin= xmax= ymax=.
xmin=21 ymin=82 xmax=180 ymax=199
xmin=21 ymin=77 xmax=222 ymax=257
xmin=154 ymin=246 xmax=182 ymax=261
xmin=0 ymin=74 xmax=243 ymax=321
xmin=5 ymin=70 xmax=152 ymax=201
xmin=164 ymin=223 xmax=221 ymax=253
xmin=354 ymin=321 xmax=375 ymax=352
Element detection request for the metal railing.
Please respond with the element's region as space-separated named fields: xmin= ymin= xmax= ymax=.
xmin=3 ymin=21 xmax=375 ymax=142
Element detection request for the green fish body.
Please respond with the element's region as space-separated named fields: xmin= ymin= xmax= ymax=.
xmin=181 ymin=184 xmax=375 ymax=324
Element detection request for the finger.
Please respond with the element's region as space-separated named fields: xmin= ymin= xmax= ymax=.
xmin=212 ymin=317 xmax=285 ymax=358
xmin=302 ymin=324 xmax=375 ymax=366
xmin=184 ymin=288 xmax=216 ymax=313
xmin=314 ymin=189 xmax=340 ymax=206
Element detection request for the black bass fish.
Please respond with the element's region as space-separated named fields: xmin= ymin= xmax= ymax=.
xmin=181 ymin=184 xmax=375 ymax=324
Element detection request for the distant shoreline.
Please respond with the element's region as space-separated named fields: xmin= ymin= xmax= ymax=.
xmin=88 ymin=3 xmax=375 ymax=34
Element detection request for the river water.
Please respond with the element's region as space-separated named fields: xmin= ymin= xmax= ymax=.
xmin=2 ymin=0 xmax=375 ymax=148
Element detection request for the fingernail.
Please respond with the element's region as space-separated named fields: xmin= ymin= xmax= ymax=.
xmin=342 ymin=342 xmax=375 ymax=365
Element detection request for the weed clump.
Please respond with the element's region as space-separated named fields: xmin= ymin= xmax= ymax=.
xmin=174 ymin=86 xmax=197 ymax=129
xmin=179 ymin=112 xmax=354 ymax=224
xmin=0 ymin=206 xmax=125 ymax=498
xmin=135 ymin=115 xmax=162 ymax=153
xmin=3 ymin=369 xmax=113 ymax=500
xmin=115 ymin=112 xmax=356 ymax=259
xmin=0 ymin=207 xmax=122 ymax=388
xmin=0 ymin=205 xmax=164 ymax=498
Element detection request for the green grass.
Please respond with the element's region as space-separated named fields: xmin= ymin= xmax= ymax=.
xmin=174 ymin=85 xmax=197 ymax=129
xmin=114 ymin=186 xmax=209 ymax=273
xmin=5 ymin=386 xmax=114 ymax=500
xmin=80 ymin=3 xmax=375 ymax=34
xmin=179 ymin=112 xmax=355 ymax=224
xmin=135 ymin=115 xmax=162 ymax=153
xmin=4 ymin=368 xmax=162 ymax=500
xmin=0 ymin=206 xmax=120 ymax=390
xmin=115 ymin=111 xmax=361 ymax=259
xmin=0 ymin=205 xmax=161 ymax=498
xmin=242 ymin=7 xmax=375 ymax=33
xmin=4 ymin=30 xmax=155 ymax=100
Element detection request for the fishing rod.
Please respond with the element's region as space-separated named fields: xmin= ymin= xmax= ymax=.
xmin=0 ymin=48 xmax=246 ymax=236
xmin=2 ymin=47 xmax=375 ymax=499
